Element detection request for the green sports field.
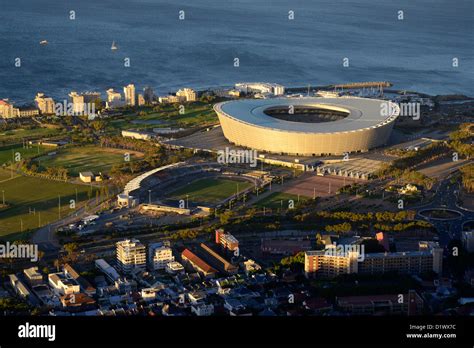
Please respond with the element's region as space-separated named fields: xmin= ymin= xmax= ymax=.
xmin=0 ymin=175 xmax=93 ymax=239
xmin=0 ymin=127 xmax=62 ymax=145
xmin=253 ymin=192 xmax=307 ymax=210
xmin=0 ymin=143 xmax=49 ymax=166
xmin=33 ymin=145 xmax=142 ymax=176
xmin=167 ymin=178 xmax=252 ymax=205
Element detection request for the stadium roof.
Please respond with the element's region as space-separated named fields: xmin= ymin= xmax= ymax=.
xmin=216 ymin=97 xmax=399 ymax=134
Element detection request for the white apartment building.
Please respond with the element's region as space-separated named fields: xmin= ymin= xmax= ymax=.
xmin=34 ymin=93 xmax=55 ymax=114
xmin=191 ymin=303 xmax=214 ymax=316
xmin=176 ymin=88 xmax=197 ymax=102
xmin=123 ymin=84 xmax=136 ymax=106
xmin=148 ymin=242 xmax=175 ymax=270
xmin=116 ymin=239 xmax=146 ymax=274
xmin=106 ymin=89 xmax=125 ymax=109
xmin=235 ymin=82 xmax=285 ymax=96
xmin=48 ymin=272 xmax=81 ymax=295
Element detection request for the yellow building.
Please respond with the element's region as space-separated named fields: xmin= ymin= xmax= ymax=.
xmin=34 ymin=93 xmax=55 ymax=115
xmin=0 ymin=100 xmax=20 ymax=118
xmin=176 ymin=88 xmax=197 ymax=102
xmin=123 ymin=84 xmax=136 ymax=106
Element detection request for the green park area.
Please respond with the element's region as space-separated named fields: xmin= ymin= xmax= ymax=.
xmin=254 ymin=191 xmax=307 ymax=210
xmin=0 ymin=127 xmax=62 ymax=145
xmin=0 ymin=174 xmax=93 ymax=239
xmin=33 ymin=145 xmax=142 ymax=176
xmin=107 ymin=102 xmax=218 ymax=133
xmin=0 ymin=143 xmax=50 ymax=166
xmin=167 ymin=178 xmax=252 ymax=205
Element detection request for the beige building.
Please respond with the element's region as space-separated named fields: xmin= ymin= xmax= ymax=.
xmin=0 ymin=100 xmax=20 ymax=118
xmin=116 ymin=239 xmax=146 ymax=274
xmin=106 ymin=89 xmax=124 ymax=108
xmin=137 ymin=94 xmax=145 ymax=106
xmin=35 ymin=93 xmax=55 ymax=114
xmin=69 ymin=91 xmax=100 ymax=115
xmin=148 ymin=242 xmax=175 ymax=270
xmin=124 ymin=84 xmax=136 ymax=106
xmin=305 ymin=242 xmax=443 ymax=278
xmin=215 ymin=97 xmax=399 ymax=156
xmin=158 ymin=95 xmax=180 ymax=104
xmin=176 ymin=88 xmax=197 ymax=102
xmin=19 ymin=107 xmax=40 ymax=117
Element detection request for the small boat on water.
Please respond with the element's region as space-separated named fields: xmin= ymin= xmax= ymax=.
xmin=111 ymin=41 xmax=118 ymax=50
xmin=40 ymin=40 xmax=48 ymax=45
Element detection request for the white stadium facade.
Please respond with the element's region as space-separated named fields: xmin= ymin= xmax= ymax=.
xmin=214 ymin=97 xmax=400 ymax=156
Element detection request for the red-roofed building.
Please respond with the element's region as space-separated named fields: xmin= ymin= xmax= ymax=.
xmin=181 ymin=249 xmax=217 ymax=278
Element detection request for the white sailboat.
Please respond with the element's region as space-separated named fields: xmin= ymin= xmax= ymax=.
xmin=111 ymin=41 xmax=118 ymax=50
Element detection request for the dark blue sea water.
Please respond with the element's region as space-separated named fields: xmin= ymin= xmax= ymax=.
xmin=0 ymin=0 xmax=473 ymax=103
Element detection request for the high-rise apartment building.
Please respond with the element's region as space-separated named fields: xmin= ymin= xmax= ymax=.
xmin=123 ymin=84 xmax=136 ymax=106
xmin=148 ymin=242 xmax=174 ymax=270
xmin=34 ymin=93 xmax=55 ymax=115
xmin=116 ymin=239 xmax=146 ymax=274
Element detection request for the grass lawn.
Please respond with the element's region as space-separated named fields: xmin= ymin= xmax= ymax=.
xmin=106 ymin=102 xmax=218 ymax=134
xmin=0 ymin=175 xmax=93 ymax=239
xmin=0 ymin=143 xmax=50 ymax=166
xmin=33 ymin=145 xmax=142 ymax=176
xmin=167 ymin=178 xmax=252 ymax=205
xmin=0 ymin=127 xmax=62 ymax=145
xmin=254 ymin=192 xmax=307 ymax=210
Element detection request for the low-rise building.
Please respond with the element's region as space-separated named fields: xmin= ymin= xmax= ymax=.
xmin=79 ymin=171 xmax=102 ymax=183
xmin=64 ymin=264 xmax=96 ymax=296
xmin=19 ymin=106 xmax=40 ymax=117
xmin=121 ymin=129 xmax=153 ymax=141
xmin=165 ymin=261 xmax=185 ymax=274
xmin=9 ymin=274 xmax=31 ymax=299
xmin=95 ymin=259 xmax=121 ymax=282
xmin=181 ymin=249 xmax=217 ymax=278
xmin=176 ymin=88 xmax=197 ymax=102
xmin=199 ymin=243 xmax=238 ymax=274
xmin=191 ymin=303 xmax=214 ymax=316
xmin=0 ymin=100 xmax=20 ymax=118
xmin=48 ymin=272 xmax=81 ymax=295
xmin=336 ymin=290 xmax=423 ymax=315
xmin=23 ymin=267 xmax=43 ymax=286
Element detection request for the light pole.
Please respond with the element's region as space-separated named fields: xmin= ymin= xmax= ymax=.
xmin=148 ymin=190 xmax=151 ymax=204
xmin=186 ymin=194 xmax=189 ymax=209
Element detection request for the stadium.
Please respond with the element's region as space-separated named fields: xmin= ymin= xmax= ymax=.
xmin=214 ymin=97 xmax=400 ymax=156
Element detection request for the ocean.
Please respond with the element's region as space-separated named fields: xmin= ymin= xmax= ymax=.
xmin=0 ymin=0 xmax=473 ymax=104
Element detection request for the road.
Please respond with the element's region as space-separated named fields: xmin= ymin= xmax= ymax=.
xmin=414 ymin=178 xmax=474 ymax=247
